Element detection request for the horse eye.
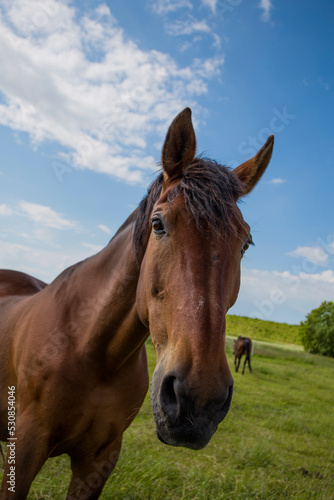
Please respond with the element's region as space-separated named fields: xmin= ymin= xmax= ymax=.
xmin=152 ymin=217 xmax=166 ymax=235
xmin=241 ymin=235 xmax=253 ymax=257
xmin=241 ymin=244 xmax=248 ymax=257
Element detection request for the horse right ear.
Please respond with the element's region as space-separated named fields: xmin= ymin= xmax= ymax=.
xmin=161 ymin=108 xmax=197 ymax=182
xmin=233 ymin=135 xmax=274 ymax=196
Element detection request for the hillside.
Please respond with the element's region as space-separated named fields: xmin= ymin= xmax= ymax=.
xmin=226 ymin=314 xmax=301 ymax=346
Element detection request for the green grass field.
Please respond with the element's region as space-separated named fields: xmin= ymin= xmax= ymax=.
xmin=1 ymin=318 xmax=334 ymax=499
xmin=226 ymin=314 xmax=301 ymax=346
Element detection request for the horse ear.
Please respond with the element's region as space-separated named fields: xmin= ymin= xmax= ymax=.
xmin=233 ymin=135 xmax=274 ymax=196
xmin=162 ymin=107 xmax=196 ymax=181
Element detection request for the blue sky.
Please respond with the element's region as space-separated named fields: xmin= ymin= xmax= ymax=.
xmin=0 ymin=0 xmax=333 ymax=325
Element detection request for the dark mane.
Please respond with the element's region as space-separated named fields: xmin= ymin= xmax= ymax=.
xmin=132 ymin=158 xmax=244 ymax=263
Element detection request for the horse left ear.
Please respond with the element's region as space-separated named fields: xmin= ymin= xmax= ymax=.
xmin=233 ymin=135 xmax=274 ymax=196
xmin=162 ymin=107 xmax=196 ymax=181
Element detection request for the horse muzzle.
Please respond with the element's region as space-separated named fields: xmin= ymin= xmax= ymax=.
xmin=151 ymin=370 xmax=234 ymax=450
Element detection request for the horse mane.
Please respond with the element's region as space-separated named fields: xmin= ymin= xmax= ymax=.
xmin=132 ymin=158 xmax=244 ymax=264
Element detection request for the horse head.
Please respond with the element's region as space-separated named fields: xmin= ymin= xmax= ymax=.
xmin=136 ymin=108 xmax=273 ymax=449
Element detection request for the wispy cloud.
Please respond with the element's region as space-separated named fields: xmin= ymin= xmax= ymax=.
xmin=0 ymin=203 xmax=13 ymax=216
xmin=0 ymin=200 xmax=107 ymax=278
xmin=150 ymin=0 xmax=193 ymax=15
xmin=269 ymin=178 xmax=286 ymax=184
xmin=0 ymin=240 xmax=92 ymax=281
xmin=82 ymin=242 xmax=104 ymax=253
xmin=164 ymin=15 xmax=223 ymax=52
xmin=201 ymin=0 xmax=217 ymax=14
xmin=0 ymin=1 xmax=223 ymax=184
xmin=18 ymin=201 xmax=76 ymax=230
xmin=98 ymin=224 xmax=111 ymax=234
xmin=259 ymin=0 xmax=272 ymax=22
xmin=232 ymin=267 xmax=334 ymax=323
xmin=287 ymin=245 xmax=329 ymax=266
xmin=165 ymin=17 xmax=211 ymax=36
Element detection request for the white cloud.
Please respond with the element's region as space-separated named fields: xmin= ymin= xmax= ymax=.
xmin=18 ymin=201 xmax=76 ymax=230
xmin=201 ymin=0 xmax=217 ymax=14
xmin=192 ymin=55 xmax=225 ymax=78
xmin=150 ymin=0 xmax=193 ymax=15
xmin=259 ymin=0 xmax=272 ymax=22
xmin=98 ymin=224 xmax=111 ymax=234
xmin=0 ymin=201 xmax=106 ymax=280
xmin=269 ymin=177 xmax=286 ymax=184
xmin=212 ymin=33 xmax=222 ymax=49
xmin=0 ymin=203 xmax=13 ymax=215
xmin=0 ymin=240 xmax=91 ymax=281
xmin=163 ymin=13 xmax=221 ymax=52
xmin=0 ymin=1 xmax=224 ymax=184
xmin=165 ymin=17 xmax=211 ymax=36
xmin=287 ymin=245 xmax=329 ymax=266
xmin=231 ymin=267 xmax=334 ymax=324
xmin=82 ymin=242 xmax=104 ymax=253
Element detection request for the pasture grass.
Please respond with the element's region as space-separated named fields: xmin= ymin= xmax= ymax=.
xmin=226 ymin=314 xmax=301 ymax=346
xmin=1 ymin=341 xmax=334 ymax=499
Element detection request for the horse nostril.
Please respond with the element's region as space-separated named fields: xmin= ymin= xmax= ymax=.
xmin=222 ymin=384 xmax=233 ymax=414
xmin=159 ymin=375 xmax=234 ymax=426
xmin=160 ymin=375 xmax=178 ymax=419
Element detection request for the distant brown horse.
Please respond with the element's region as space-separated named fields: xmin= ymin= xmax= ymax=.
xmin=0 ymin=108 xmax=273 ymax=499
xmin=234 ymin=336 xmax=252 ymax=374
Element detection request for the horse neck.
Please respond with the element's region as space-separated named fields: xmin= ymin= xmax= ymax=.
xmin=51 ymin=222 xmax=148 ymax=370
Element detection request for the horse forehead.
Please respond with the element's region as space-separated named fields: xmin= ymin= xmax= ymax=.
xmin=151 ymin=187 xmax=249 ymax=260
xmin=173 ymin=208 xmax=244 ymax=250
xmin=153 ymin=187 xmax=183 ymax=213
xmin=154 ymin=186 xmax=249 ymax=236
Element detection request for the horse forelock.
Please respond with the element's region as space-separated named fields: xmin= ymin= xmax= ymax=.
xmin=173 ymin=159 xmax=244 ymax=233
xmin=132 ymin=159 xmax=245 ymax=264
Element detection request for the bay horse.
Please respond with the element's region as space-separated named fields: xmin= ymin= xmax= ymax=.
xmin=233 ymin=336 xmax=252 ymax=374
xmin=0 ymin=108 xmax=273 ymax=499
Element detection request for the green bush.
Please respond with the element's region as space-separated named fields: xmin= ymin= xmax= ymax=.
xmin=300 ymin=301 xmax=334 ymax=357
